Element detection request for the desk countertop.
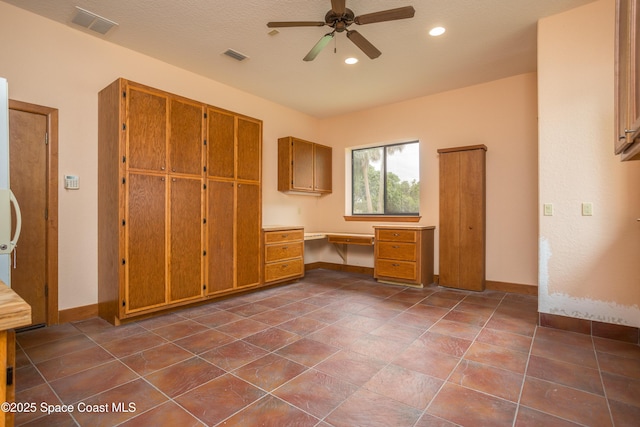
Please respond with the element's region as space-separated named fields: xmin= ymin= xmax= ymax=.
xmin=0 ymin=280 xmax=31 ymax=331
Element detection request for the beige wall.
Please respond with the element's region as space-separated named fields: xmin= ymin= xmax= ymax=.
xmin=2 ymin=1 xmax=541 ymax=313
xmin=538 ymin=0 xmax=640 ymax=327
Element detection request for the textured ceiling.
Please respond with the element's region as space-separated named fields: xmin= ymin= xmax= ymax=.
xmin=2 ymin=0 xmax=597 ymax=118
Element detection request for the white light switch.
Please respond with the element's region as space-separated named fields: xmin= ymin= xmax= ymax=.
xmin=543 ymin=203 xmax=553 ymax=216
xmin=582 ymin=202 xmax=593 ymax=216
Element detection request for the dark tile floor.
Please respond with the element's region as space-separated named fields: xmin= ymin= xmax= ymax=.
xmin=11 ymin=269 xmax=640 ymax=426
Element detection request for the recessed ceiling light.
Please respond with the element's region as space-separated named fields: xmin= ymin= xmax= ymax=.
xmin=345 ymin=57 xmax=358 ymax=65
xmin=429 ymin=26 xmax=446 ymax=37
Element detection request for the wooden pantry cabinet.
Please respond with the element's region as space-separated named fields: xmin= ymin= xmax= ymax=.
xmin=278 ymin=136 xmax=332 ymax=194
xmin=263 ymin=226 xmax=305 ymax=284
xmin=98 ymin=79 xmax=262 ymax=324
xmin=437 ymin=145 xmax=486 ymax=291
xmin=374 ymin=226 xmax=435 ymax=287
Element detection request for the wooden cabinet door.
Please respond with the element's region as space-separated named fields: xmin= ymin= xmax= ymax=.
xmin=237 ymin=118 xmax=261 ymax=182
xmin=439 ymin=151 xmax=461 ymax=287
xmin=292 ymin=139 xmax=314 ymax=191
xmin=126 ymin=173 xmax=167 ymax=312
xmin=127 ymin=86 xmax=167 ymax=172
xmin=170 ymin=177 xmax=204 ymax=302
xmin=459 ymin=150 xmax=485 ymax=290
xmin=314 ymin=144 xmax=332 ymax=193
xmin=169 ymin=99 xmax=203 ymax=175
xmin=237 ymin=183 xmax=261 ymax=287
xmin=207 ymin=180 xmax=235 ymax=293
xmin=207 ymin=108 xmax=235 ymax=179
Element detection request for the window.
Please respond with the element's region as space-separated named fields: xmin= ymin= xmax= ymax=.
xmin=351 ymin=141 xmax=419 ymax=215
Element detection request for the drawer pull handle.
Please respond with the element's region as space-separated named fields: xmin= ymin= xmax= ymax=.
xmin=282 ymin=264 xmax=288 ymax=268
xmin=393 ymin=233 xmax=400 ymax=236
xmin=392 ymin=245 xmax=399 ymax=249
xmin=282 ymin=246 xmax=288 ymax=250
xmin=392 ymin=263 xmax=400 ymax=267
xmin=282 ymin=234 xmax=288 ymax=238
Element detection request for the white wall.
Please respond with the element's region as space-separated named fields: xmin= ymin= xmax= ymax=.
xmin=538 ymin=0 xmax=640 ymax=327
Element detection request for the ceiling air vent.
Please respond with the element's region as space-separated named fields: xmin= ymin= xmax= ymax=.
xmin=71 ymin=6 xmax=118 ymax=35
xmin=223 ymin=49 xmax=249 ymax=62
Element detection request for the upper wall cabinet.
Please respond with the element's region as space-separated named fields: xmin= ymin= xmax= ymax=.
xmin=278 ymin=136 xmax=332 ymax=195
xmin=615 ymin=0 xmax=640 ymax=161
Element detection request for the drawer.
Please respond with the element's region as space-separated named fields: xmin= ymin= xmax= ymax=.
xmin=265 ymin=242 xmax=303 ymax=262
xmin=376 ymin=242 xmax=416 ymax=261
xmin=264 ymin=229 xmax=304 ymax=244
xmin=376 ymin=259 xmax=417 ymax=281
xmin=265 ymin=258 xmax=304 ymax=282
xmin=376 ymin=229 xmax=417 ymax=243
xmin=327 ymin=235 xmax=374 ymax=245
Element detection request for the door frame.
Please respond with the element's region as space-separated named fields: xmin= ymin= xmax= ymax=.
xmin=9 ymin=100 xmax=58 ymax=326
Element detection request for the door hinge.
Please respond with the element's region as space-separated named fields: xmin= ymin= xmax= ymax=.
xmin=6 ymin=366 xmax=14 ymax=386
xmin=122 ymin=90 xmax=126 ymax=98
xmin=204 ymin=112 xmax=207 ymax=119
xmin=122 ymin=156 xmax=126 ymax=163
xmin=44 ymin=208 xmax=48 ymax=220
xmin=204 ymin=139 xmax=207 ymax=145
xmin=122 ymin=219 xmax=126 ymax=226
xmin=44 ymin=283 xmax=48 ymax=297
xmin=122 ymin=300 xmax=126 ymax=307
xmin=122 ymin=123 xmax=126 ymax=131
xmin=44 ymin=132 xmax=49 ymax=145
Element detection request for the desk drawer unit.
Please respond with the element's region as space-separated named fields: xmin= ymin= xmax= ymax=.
xmin=374 ymin=226 xmax=435 ymax=287
xmin=263 ymin=227 xmax=304 ymax=284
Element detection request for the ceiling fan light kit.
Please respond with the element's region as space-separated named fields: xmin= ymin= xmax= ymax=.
xmin=267 ymin=0 xmax=415 ymax=61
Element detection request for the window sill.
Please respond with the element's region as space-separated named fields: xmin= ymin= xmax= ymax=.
xmin=343 ymin=215 xmax=421 ymax=222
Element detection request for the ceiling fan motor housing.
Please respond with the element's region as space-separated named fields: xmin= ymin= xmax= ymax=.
xmin=325 ymin=8 xmax=354 ymax=32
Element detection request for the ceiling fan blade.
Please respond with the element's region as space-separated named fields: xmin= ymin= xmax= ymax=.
xmin=331 ymin=0 xmax=346 ymax=15
xmin=267 ymin=21 xmax=325 ymax=28
xmin=354 ymin=6 xmax=415 ymax=25
xmin=346 ymin=30 xmax=381 ymax=59
xmin=304 ymin=33 xmax=335 ymax=61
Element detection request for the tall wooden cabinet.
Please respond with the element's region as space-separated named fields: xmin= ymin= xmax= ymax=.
xmin=437 ymin=145 xmax=487 ymax=291
xmin=98 ymin=79 xmax=262 ymax=324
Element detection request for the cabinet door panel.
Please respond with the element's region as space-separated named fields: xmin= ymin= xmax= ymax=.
xmin=170 ymin=99 xmax=203 ymax=175
xmin=170 ymin=177 xmax=203 ymax=301
xmin=314 ymin=144 xmax=332 ymax=192
xmin=126 ymin=173 xmax=167 ymax=311
xmin=127 ymin=87 xmax=167 ymax=171
xmin=292 ymin=139 xmax=314 ymax=191
xmin=438 ymin=152 xmax=461 ymax=287
xmin=237 ymin=118 xmax=261 ymax=182
xmin=237 ymin=183 xmax=261 ymax=287
xmin=459 ymin=150 xmax=485 ymax=290
xmin=208 ymin=109 xmax=235 ymax=179
xmin=207 ymin=180 xmax=235 ymax=293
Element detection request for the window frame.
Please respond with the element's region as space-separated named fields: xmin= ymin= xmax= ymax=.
xmin=348 ymin=140 xmax=421 ymax=219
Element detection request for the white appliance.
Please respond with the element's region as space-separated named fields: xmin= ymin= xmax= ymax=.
xmin=0 ymin=77 xmax=22 ymax=286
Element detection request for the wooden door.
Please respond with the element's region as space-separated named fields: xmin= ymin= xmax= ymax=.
xmin=237 ymin=183 xmax=261 ymax=287
xmin=207 ymin=109 xmax=235 ymax=179
xmin=459 ymin=149 xmax=486 ymax=290
xmin=8 ymin=108 xmax=48 ymax=325
xmin=169 ymin=99 xmax=203 ymax=175
xmin=292 ymin=139 xmax=314 ymax=191
xmin=438 ymin=151 xmax=461 ymax=287
xmin=126 ymin=173 xmax=167 ymax=311
xmin=127 ymin=86 xmax=167 ymax=172
xmin=207 ymin=180 xmax=234 ymax=293
xmin=314 ymin=144 xmax=332 ymax=192
xmin=237 ymin=118 xmax=261 ymax=182
xmin=169 ymin=177 xmax=203 ymax=301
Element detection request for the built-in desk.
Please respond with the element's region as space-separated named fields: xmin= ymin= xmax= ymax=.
xmin=0 ymin=281 xmax=32 ymax=427
xmin=304 ymin=232 xmax=374 ymax=263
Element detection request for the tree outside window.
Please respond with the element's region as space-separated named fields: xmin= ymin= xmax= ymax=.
xmin=352 ymin=141 xmax=419 ymax=215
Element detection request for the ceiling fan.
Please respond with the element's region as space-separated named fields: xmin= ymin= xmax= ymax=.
xmin=267 ymin=0 xmax=415 ymax=61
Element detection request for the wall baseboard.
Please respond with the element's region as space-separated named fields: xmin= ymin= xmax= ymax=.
xmin=58 ymin=304 xmax=98 ymax=324
xmin=539 ymin=312 xmax=640 ymax=345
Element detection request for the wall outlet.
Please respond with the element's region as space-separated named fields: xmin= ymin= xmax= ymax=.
xmin=582 ymin=202 xmax=593 ymax=216
xmin=543 ymin=203 xmax=553 ymax=216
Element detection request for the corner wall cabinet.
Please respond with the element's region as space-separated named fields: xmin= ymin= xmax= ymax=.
xmin=98 ymin=79 xmax=262 ymax=324
xmin=373 ymin=226 xmax=435 ymax=287
xmin=437 ymin=145 xmax=486 ymax=291
xmin=263 ymin=226 xmax=305 ymax=284
xmin=278 ymin=136 xmax=332 ymax=194
xmin=615 ymin=0 xmax=640 ymax=161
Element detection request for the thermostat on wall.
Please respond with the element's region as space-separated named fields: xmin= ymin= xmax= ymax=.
xmin=64 ymin=175 xmax=80 ymax=190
